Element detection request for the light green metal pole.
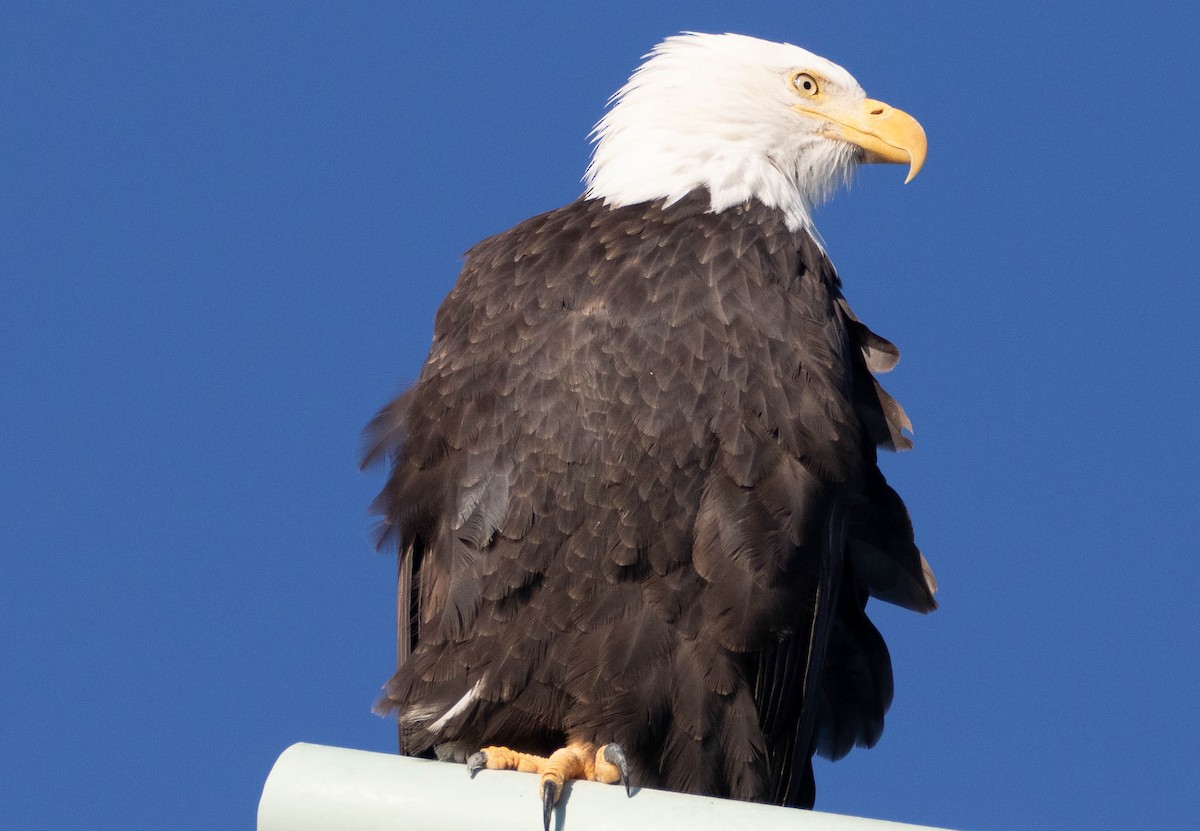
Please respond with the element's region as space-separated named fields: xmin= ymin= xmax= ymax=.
xmin=259 ymin=743 xmax=950 ymax=831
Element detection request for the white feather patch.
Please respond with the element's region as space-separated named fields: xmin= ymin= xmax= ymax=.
xmin=584 ymin=32 xmax=862 ymax=235
xmin=428 ymin=679 xmax=484 ymax=734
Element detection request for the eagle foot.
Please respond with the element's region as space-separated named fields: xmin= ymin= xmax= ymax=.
xmin=466 ymin=742 xmax=630 ymax=831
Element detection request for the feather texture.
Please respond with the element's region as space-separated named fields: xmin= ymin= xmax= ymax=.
xmin=366 ymin=190 xmax=934 ymax=806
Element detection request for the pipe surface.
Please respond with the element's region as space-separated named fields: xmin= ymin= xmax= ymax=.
xmin=259 ymin=743 xmax=946 ymax=831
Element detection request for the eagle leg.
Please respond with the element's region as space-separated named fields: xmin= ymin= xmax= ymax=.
xmin=466 ymin=742 xmax=630 ymax=831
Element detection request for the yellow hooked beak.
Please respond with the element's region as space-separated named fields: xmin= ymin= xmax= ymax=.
xmin=793 ymin=98 xmax=927 ymax=183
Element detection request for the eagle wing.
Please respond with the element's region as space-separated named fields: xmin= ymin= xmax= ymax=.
xmin=365 ymin=192 xmax=935 ymax=805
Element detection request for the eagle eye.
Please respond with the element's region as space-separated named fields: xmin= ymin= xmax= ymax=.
xmin=790 ymin=72 xmax=820 ymax=97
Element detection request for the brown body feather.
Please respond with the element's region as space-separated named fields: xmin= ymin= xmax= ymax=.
xmin=366 ymin=190 xmax=936 ymax=808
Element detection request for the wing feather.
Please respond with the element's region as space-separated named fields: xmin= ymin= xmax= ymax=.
xmin=364 ymin=192 xmax=933 ymax=807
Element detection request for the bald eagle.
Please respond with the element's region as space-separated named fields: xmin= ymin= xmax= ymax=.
xmin=366 ymin=32 xmax=938 ymax=819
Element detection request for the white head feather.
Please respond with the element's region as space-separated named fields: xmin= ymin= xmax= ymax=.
xmin=584 ymin=33 xmax=868 ymax=235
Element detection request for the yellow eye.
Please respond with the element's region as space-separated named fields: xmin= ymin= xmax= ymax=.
xmin=791 ymin=72 xmax=819 ymax=97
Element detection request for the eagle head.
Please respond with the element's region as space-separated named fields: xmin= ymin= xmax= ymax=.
xmin=584 ymin=32 xmax=926 ymax=234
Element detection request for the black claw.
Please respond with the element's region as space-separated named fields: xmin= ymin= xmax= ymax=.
xmin=467 ymin=751 xmax=487 ymax=778
xmin=542 ymin=779 xmax=558 ymax=831
xmin=603 ymin=743 xmax=632 ymax=797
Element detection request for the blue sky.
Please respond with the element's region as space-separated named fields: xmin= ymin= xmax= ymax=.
xmin=3 ymin=2 xmax=1198 ymax=829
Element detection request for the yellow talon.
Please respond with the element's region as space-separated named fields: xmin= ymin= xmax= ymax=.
xmin=466 ymin=740 xmax=632 ymax=826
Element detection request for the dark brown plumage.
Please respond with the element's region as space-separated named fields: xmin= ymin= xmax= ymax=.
xmin=365 ymin=189 xmax=936 ymax=808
